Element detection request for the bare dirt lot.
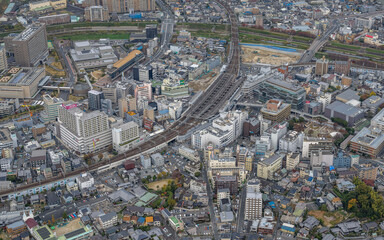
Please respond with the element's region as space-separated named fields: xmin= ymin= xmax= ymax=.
xmin=241 ymin=46 xmax=301 ymax=65
xmin=189 ymin=70 xmax=219 ymax=91
xmin=53 ymin=218 xmax=83 ymax=237
xmin=308 ymin=210 xmax=346 ymax=227
xmin=147 ymin=179 xmax=175 ymax=190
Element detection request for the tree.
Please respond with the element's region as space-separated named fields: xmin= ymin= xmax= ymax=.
xmin=348 ymin=198 xmax=357 ymax=209
xmin=146 ymin=175 xmax=152 ymax=182
xmin=107 ymin=145 xmax=113 ymax=153
xmin=194 ymin=172 xmax=201 ymax=178
xmin=153 ymin=175 xmax=157 ymax=182
xmin=98 ymin=153 xmax=103 ymax=160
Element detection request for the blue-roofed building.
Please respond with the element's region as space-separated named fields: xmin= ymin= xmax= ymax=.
xmin=138 ymin=216 xmax=145 ymax=224
xmin=4 ymin=3 xmax=15 ymax=14
xmin=333 ymin=151 xmax=351 ymax=168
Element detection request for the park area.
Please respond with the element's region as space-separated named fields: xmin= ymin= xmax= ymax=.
xmin=308 ymin=210 xmax=347 ymax=227
xmin=147 ymin=179 xmax=175 ymax=190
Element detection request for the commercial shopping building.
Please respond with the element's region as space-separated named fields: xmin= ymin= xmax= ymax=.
xmin=0 ymin=67 xmax=45 ymax=98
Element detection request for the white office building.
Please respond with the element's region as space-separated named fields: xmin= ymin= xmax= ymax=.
xmin=151 ymin=153 xmax=164 ymax=167
xmin=112 ymin=121 xmax=140 ymax=153
xmin=76 ymin=173 xmax=94 ymax=190
xmin=192 ymin=110 xmax=248 ymax=149
xmin=279 ymin=130 xmax=304 ymax=153
xmin=140 ymin=155 xmax=151 ymax=169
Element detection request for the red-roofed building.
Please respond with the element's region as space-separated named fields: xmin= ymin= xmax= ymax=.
xmin=25 ymin=218 xmax=38 ymax=230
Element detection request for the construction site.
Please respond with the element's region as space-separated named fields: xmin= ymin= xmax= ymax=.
xmin=189 ymin=69 xmax=220 ymax=92
xmin=241 ymin=44 xmax=302 ymax=65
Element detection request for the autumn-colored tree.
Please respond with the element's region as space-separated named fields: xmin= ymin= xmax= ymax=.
xmin=348 ymin=198 xmax=357 ymax=209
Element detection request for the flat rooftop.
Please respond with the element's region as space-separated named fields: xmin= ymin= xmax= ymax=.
xmin=13 ymin=23 xmax=44 ymax=41
xmin=0 ymin=67 xmax=45 ymax=86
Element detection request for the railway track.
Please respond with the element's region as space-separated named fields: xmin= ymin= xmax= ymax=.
xmin=1 ymin=0 xmax=242 ymax=198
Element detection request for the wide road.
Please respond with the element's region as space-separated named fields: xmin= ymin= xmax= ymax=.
xmin=298 ymin=19 xmax=339 ymax=63
xmin=143 ymin=0 xmax=175 ymax=66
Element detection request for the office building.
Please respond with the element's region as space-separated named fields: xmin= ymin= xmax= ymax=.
xmin=161 ymin=78 xmax=189 ymax=98
xmin=118 ymin=98 xmax=128 ymax=118
xmin=127 ymin=95 xmax=137 ymax=111
xmin=264 ymin=122 xmax=288 ymax=151
xmin=257 ymin=154 xmax=283 ymax=180
xmin=243 ymin=117 xmax=260 ymax=137
xmin=315 ymin=56 xmax=328 ymax=76
xmin=88 ymin=90 xmax=104 ymax=110
xmin=143 ymin=106 xmax=155 ymax=121
xmin=254 ymin=78 xmax=306 ymax=110
xmin=145 ymin=24 xmax=157 ymax=39
xmin=112 ymin=121 xmax=140 ymax=153
xmin=245 ymin=154 xmax=253 ymax=172
xmin=236 ymin=145 xmax=248 ymax=167
xmin=140 ymin=155 xmax=151 ymax=168
xmin=151 ymin=153 xmax=164 ymax=167
xmin=316 ymin=93 xmax=332 ymax=112
xmin=109 ymin=50 xmax=144 ymax=79
xmin=310 ymin=150 xmax=333 ymax=167
xmin=133 ymin=65 xmax=153 ymax=81
xmin=286 ymin=152 xmax=300 ymax=170
xmin=0 ymin=46 xmax=7 ymax=70
xmin=215 ymin=175 xmax=238 ymax=195
xmin=260 ymin=99 xmax=291 ymax=123
xmin=58 ymin=106 xmax=112 ymax=153
xmin=5 ymin=23 xmax=48 ymax=67
xmin=134 ymin=83 xmax=152 ymax=103
xmin=40 ymin=94 xmax=64 ymax=123
xmin=192 ymin=110 xmax=248 ymax=149
xmin=0 ymin=99 xmax=18 ymax=118
xmin=350 ymin=127 xmax=384 ymax=158
xmin=101 ymin=98 xmax=113 ymax=116
xmin=0 ymin=67 xmax=45 ymax=98
xmin=302 ymin=137 xmax=333 ymax=158
xmin=84 ymin=6 xmax=109 ymax=22
xmin=245 ymin=185 xmax=262 ymax=220
xmin=169 ymin=101 xmax=182 ymax=120
xmin=324 ymin=101 xmax=364 ymax=126
xmin=279 ymin=130 xmax=303 ymax=153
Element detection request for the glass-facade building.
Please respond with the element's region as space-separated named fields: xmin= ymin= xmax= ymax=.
xmin=254 ymin=78 xmax=306 ymax=110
